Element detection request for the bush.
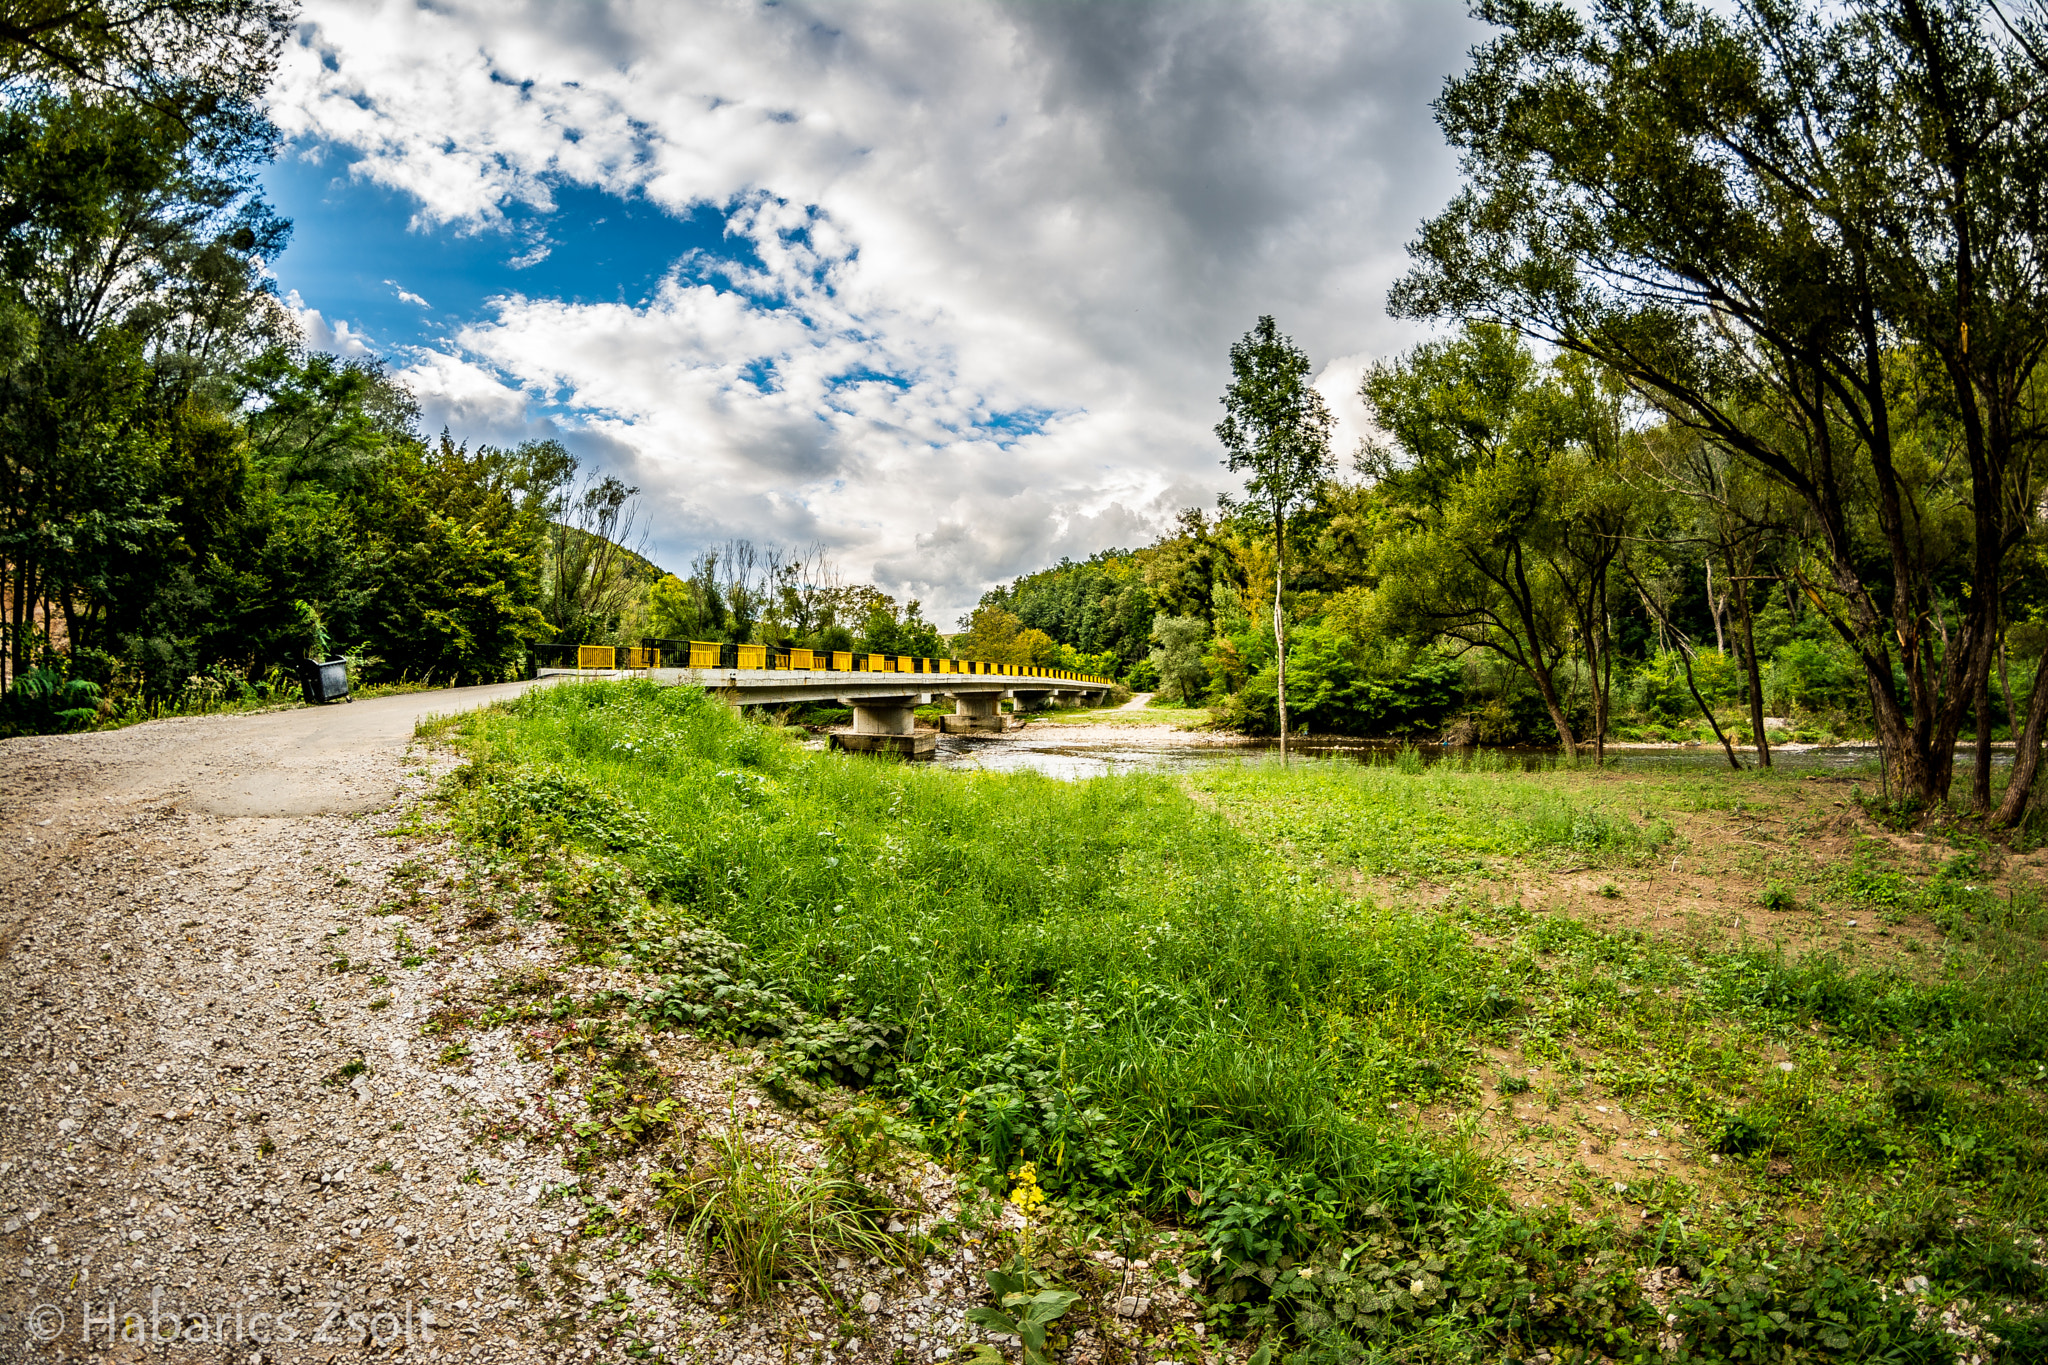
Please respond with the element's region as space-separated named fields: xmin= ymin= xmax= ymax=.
xmin=1629 ymin=649 xmax=1741 ymax=726
xmin=0 ymin=667 xmax=102 ymax=737
xmin=1767 ymin=638 xmax=1867 ymax=722
xmin=1225 ymin=628 xmax=1464 ymax=737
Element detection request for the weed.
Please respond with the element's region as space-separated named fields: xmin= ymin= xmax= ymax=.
xmin=655 ymin=1111 xmax=908 ymax=1303
xmin=1761 ymin=879 xmax=1795 ymax=911
xmin=964 ymin=1255 xmax=1080 ymax=1365
xmin=823 ymin=1101 xmax=924 ymax=1176
xmin=321 ymin=1057 xmax=368 ymax=1088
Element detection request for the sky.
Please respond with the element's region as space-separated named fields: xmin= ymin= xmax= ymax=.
xmin=263 ymin=0 xmax=1484 ymax=626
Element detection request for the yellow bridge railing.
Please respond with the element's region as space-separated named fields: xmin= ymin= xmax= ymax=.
xmin=660 ymin=642 xmax=1112 ymax=686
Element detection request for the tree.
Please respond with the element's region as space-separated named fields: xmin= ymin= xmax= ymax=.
xmin=1 ymin=0 xmax=291 ymax=109
xmin=956 ymin=603 xmax=1026 ymax=665
xmin=1362 ymin=324 xmax=1627 ymax=756
xmin=1392 ymin=0 xmax=2048 ymax=811
xmin=1215 ymin=316 xmax=1334 ymax=760
xmin=1148 ymin=613 xmax=1208 ymax=703
xmin=540 ymin=467 xmax=642 ymax=646
xmin=0 ymin=88 xmax=289 ymax=687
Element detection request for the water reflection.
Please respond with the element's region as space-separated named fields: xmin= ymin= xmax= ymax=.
xmin=932 ymin=729 xmax=1974 ymax=782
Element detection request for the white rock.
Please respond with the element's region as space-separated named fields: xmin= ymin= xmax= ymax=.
xmin=859 ymin=1291 xmax=882 ymax=1314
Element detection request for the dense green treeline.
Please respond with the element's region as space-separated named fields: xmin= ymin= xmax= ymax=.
xmin=0 ymin=3 xmax=623 ymax=732
xmin=965 ymin=0 xmax=2048 ymax=827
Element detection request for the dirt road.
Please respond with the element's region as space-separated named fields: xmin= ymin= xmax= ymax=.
xmin=0 ymin=682 xmax=575 ymax=1362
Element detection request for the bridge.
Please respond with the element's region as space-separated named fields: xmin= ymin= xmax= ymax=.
xmin=539 ymin=643 xmax=1114 ymax=756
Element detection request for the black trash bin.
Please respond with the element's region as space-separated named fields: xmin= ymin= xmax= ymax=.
xmin=297 ymin=658 xmax=352 ymax=705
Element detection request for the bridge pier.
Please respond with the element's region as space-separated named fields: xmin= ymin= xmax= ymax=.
xmin=940 ymin=690 xmax=1007 ymax=734
xmin=1011 ymin=689 xmax=1054 ymax=713
xmin=830 ymin=695 xmax=937 ymax=758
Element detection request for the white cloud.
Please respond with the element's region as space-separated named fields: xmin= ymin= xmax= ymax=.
xmin=386 ymin=280 xmax=432 ymax=308
xmin=283 ymin=289 xmax=374 ymax=357
xmin=271 ymin=0 xmax=1478 ymax=620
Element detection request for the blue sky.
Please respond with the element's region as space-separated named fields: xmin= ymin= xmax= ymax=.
xmin=264 ymin=1 xmax=1479 ymax=623
xmin=266 ymin=156 xmax=753 ymax=350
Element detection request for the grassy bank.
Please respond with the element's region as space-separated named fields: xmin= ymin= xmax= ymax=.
xmin=432 ymin=681 xmax=2048 ymax=1362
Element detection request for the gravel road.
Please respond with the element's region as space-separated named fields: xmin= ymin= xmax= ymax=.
xmin=0 ymin=684 xmax=1201 ymax=1364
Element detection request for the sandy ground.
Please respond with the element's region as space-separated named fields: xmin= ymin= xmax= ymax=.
xmin=0 ymin=685 xmax=1210 ymax=1365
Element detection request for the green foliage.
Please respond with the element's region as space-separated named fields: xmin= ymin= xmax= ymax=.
xmin=1669 ymin=1246 xmax=1954 ymax=1364
xmin=1767 ymin=639 xmax=1868 ymax=723
xmin=0 ymin=665 xmax=101 ymax=735
xmin=1361 ymin=323 xmax=1628 ymax=752
xmin=656 ymin=1109 xmax=906 ymax=1303
xmin=1149 ymin=612 xmax=1209 ymax=703
xmin=0 ymin=79 xmax=563 ymax=726
xmin=965 ymin=1256 xmax=1080 ymax=1365
xmin=1631 ymin=650 xmax=1741 ymax=726
xmin=1225 ymin=627 xmax=1465 ymax=737
xmin=978 ymin=549 xmax=1157 ymax=675
xmin=1388 ymin=0 xmax=2048 ymax=805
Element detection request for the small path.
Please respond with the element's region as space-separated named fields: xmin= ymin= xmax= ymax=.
xmin=0 ymin=680 xmax=563 ymax=1361
xmin=1116 ymin=691 xmax=1155 ymax=710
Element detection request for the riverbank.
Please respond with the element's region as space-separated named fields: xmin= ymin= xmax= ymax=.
xmin=387 ymin=680 xmax=2047 ymax=1362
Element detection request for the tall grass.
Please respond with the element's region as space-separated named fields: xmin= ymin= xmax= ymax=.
xmin=451 ymin=681 xmax=1501 ymax=1221
xmin=442 ymin=681 xmax=2040 ymax=1360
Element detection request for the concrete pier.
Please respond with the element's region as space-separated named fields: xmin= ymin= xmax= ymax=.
xmin=941 ymin=690 xmax=1007 ymax=734
xmin=830 ymin=694 xmax=938 ymax=757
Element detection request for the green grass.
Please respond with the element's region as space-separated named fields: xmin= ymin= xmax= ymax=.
xmin=436 ymin=681 xmax=2048 ymax=1362
xmin=1187 ymin=757 xmax=1678 ymax=878
xmin=1031 ymin=701 xmax=1214 ymax=726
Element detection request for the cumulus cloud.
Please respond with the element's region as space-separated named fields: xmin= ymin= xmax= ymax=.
xmin=270 ymin=0 xmax=1477 ymax=620
xmin=283 ymin=289 xmax=374 ymax=358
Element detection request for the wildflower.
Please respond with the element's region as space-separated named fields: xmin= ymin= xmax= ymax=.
xmin=1008 ymin=1162 xmax=1047 ymax=1218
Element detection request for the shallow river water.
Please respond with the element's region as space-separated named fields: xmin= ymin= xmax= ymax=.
xmin=929 ymin=726 xmax=1977 ymax=782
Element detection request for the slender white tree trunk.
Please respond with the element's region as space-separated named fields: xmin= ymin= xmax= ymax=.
xmin=1275 ymin=517 xmax=1288 ymax=763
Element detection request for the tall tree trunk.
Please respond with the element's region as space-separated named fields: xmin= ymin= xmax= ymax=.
xmin=1706 ymin=557 xmax=1725 ymax=653
xmin=1531 ymin=670 xmax=1577 ymax=758
xmin=1734 ymin=569 xmax=1770 ymax=768
xmin=1991 ymin=650 xmax=2048 ymax=826
xmin=1974 ymin=652 xmax=1994 ymax=811
xmin=1592 ymin=590 xmax=1608 ymax=765
xmin=1274 ymin=520 xmax=1288 ymax=764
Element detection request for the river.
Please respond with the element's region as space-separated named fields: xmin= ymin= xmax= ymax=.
xmin=929 ymin=724 xmax=1966 ymax=782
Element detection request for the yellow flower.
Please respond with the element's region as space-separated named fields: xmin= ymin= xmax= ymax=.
xmin=1008 ymin=1162 xmax=1047 ymax=1217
